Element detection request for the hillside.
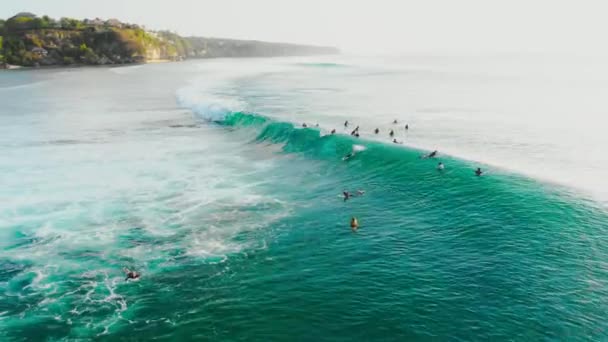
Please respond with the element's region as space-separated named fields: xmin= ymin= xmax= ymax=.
xmin=0 ymin=13 xmax=339 ymax=67
xmin=186 ymin=37 xmax=339 ymax=58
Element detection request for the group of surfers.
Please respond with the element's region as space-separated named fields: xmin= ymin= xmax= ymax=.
xmin=339 ymin=119 xmax=485 ymax=231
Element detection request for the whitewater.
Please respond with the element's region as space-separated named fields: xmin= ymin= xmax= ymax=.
xmin=1 ymin=55 xmax=608 ymax=340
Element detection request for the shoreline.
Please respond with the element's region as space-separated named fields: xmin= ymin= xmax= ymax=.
xmin=0 ymin=60 xmax=175 ymax=72
xmin=0 ymin=53 xmax=340 ymax=71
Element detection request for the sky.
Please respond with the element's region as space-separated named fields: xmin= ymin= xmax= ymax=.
xmin=2 ymin=0 xmax=608 ymax=55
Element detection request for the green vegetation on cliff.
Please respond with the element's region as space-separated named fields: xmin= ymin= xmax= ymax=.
xmin=0 ymin=12 xmax=338 ymax=67
xmin=0 ymin=12 xmax=179 ymax=66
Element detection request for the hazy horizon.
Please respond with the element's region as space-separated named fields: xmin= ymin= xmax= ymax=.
xmin=3 ymin=0 xmax=608 ymax=55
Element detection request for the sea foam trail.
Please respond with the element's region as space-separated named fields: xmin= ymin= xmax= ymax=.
xmin=0 ymin=66 xmax=299 ymax=339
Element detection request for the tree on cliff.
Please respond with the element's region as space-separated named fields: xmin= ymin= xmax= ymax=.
xmin=0 ymin=12 xmax=337 ymax=67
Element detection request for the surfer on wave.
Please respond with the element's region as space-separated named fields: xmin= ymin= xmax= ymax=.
xmin=343 ymin=145 xmax=365 ymax=161
xmin=422 ymin=150 xmax=438 ymax=159
xmin=343 ymin=152 xmax=355 ymax=161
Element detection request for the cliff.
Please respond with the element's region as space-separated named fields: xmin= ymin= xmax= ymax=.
xmin=186 ymin=37 xmax=339 ymax=58
xmin=0 ymin=13 xmax=339 ymax=67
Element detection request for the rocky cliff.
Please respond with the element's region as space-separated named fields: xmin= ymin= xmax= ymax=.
xmin=0 ymin=13 xmax=339 ymax=67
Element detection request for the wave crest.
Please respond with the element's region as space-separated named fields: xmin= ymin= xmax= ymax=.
xmin=177 ymin=86 xmax=245 ymax=122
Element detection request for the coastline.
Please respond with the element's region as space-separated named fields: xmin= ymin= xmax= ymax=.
xmin=0 ymin=12 xmax=339 ymax=72
xmin=0 ymin=53 xmax=340 ymax=71
xmin=0 ymin=60 xmax=172 ymax=72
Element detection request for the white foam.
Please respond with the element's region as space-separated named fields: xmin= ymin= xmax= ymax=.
xmin=176 ymin=87 xmax=245 ymax=121
xmin=0 ymin=64 xmax=301 ymax=333
xmin=107 ymin=65 xmax=144 ymax=75
xmin=0 ymin=80 xmax=48 ymax=92
xmin=352 ymin=144 xmax=367 ymax=152
xmin=176 ymin=59 xmax=304 ymax=121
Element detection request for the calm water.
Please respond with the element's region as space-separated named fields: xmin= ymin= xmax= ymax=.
xmin=1 ymin=56 xmax=608 ymax=340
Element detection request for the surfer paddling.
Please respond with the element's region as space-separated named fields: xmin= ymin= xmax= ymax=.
xmin=123 ymin=268 xmax=140 ymax=281
xmin=343 ymin=191 xmax=351 ymax=201
xmin=343 ymin=190 xmax=365 ymax=201
xmin=350 ymin=217 xmax=359 ymax=231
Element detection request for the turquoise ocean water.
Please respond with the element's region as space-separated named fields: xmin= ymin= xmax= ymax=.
xmin=1 ymin=56 xmax=608 ymax=340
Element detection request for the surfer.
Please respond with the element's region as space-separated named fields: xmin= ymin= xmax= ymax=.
xmin=374 ymin=128 xmax=379 ymax=134
xmin=437 ymin=162 xmax=445 ymax=170
xmin=124 ymin=268 xmax=140 ymax=281
xmin=389 ymin=130 xmax=394 ymax=137
xmin=355 ymin=133 xmax=360 ymax=138
xmin=405 ymin=124 xmax=409 ymax=130
xmin=350 ymin=216 xmax=359 ymax=231
xmin=344 ymin=120 xmax=349 ymax=128
xmin=422 ymin=150 xmax=438 ymax=159
xmin=350 ymin=217 xmax=359 ymax=231
xmin=343 ymin=190 xmax=365 ymax=201
xmin=343 ymin=152 xmax=355 ymax=161
xmin=315 ymin=123 xmax=319 ymax=127
xmin=350 ymin=126 xmax=359 ymax=136
xmin=330 ymin=129 xmax=336 ymax=134
xmin=302 ymin=123 xmax=308 ymax=128
xmin=344 ymin=144 xmax=365 ymax=161
xmin=393 ymin=119 xmax=398 ymax=124
xmin=475 ymin=167 xmax=483 ymax=176
xmin=393 ymin=138 xmax=402 ymax=144
xmin=343 ymin=191 xmax=352 ymax=201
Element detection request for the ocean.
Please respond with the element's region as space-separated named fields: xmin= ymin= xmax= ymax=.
xmin=1 ymin=55 xmax=607 ymax=340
